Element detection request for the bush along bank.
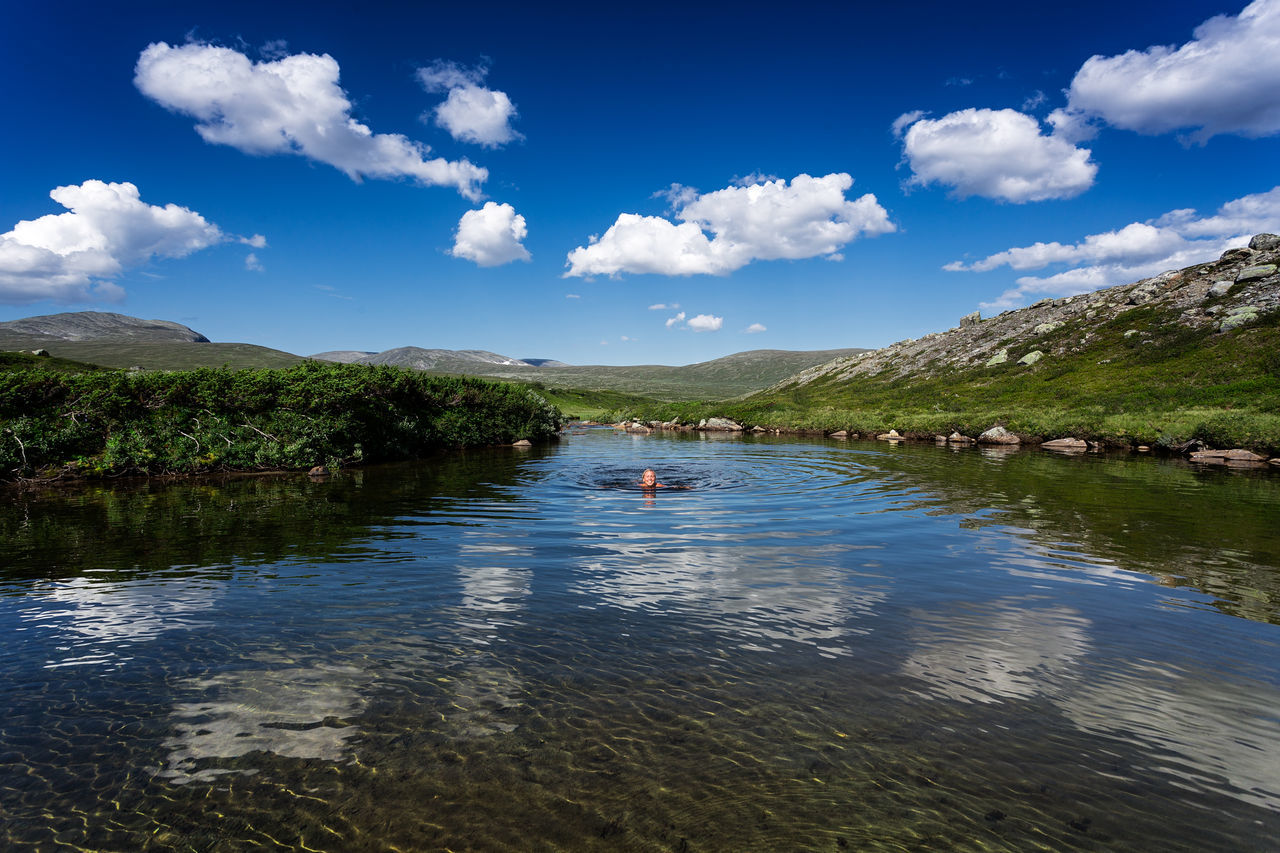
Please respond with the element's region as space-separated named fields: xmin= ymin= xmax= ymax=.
xmin=0 ymin=361 xmax=563 ymax=481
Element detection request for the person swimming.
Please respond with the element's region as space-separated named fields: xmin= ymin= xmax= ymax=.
xmin=638 ymin=468 xmax=664 ymax=488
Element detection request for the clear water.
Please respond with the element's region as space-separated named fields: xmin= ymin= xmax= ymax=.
xmin=2 ymin=428 xmax=1279 ymax=850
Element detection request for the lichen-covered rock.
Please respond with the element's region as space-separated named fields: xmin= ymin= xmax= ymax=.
xmin=1034 ymin=321 xmax=1064 ymax=334
xmin=1208 ymin=281 xmax=1233 ymax=297
xmin=1018 ymin=350 xmax=1044 ymax=365
xmin=985 ymin=348 xmax=1009 ymax=366
xmin=1219 ymin=307 xmax=1260 ymax=331
xmin=978 ymin=426 xmax=1020 ymax=445
xmin=960 ymin=310 xmax=981 ymax=328
xmin=1235 ymin=264 xmax=1277 ymax=283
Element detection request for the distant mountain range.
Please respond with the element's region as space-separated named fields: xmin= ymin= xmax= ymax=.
xmin=0 ymin=311 xmax=865 ymax=400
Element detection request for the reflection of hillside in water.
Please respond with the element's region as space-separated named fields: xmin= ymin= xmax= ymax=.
xmin=901 ymin=596 xmax=1280 ymax=811
xmin=867 ymin=444 xmax=1280 ymax=624
xmin=0 ymin=444 xmax=556 ymax=583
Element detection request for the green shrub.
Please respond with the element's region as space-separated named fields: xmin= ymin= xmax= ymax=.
xmin=0 ymin=362 xmax=563 ymax=480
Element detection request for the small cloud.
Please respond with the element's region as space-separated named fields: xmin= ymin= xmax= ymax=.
xmin=687 ymin=313 xmax=723 ymax=332
xmin=744 ymin=323 xmax=766 ymax=334
xmin=826 ymin=253 xmax=844 ymax=262
xmin=565 ymin=293 xmax=581 ymax=299
xmin=245 ymin=252 xmax=263 ymax=271
xmin=653 ymin=182 xmax=699 ymax=211
xmin=240 ymin=233 xmax=267 ymax=248
xmin=891 ymin=110 xmax=926 ymax=140
xmin=416 ymin=59 xmax=521 ymax=148
xmin=648 ymin=302 xmax=678 ymax=310
xmin=733 ymin=171 xmax=778 ymax=187
xmin=620 ymin=335 xmax=633 ymax=341
xmin=259 ymin=39 xmax=289 ymax=60
xmin=665 ymin=311 xmax=686 ymax=328
xmin=313 ymin=283 xmax=352 ymax=300
xmin=1021 ymin=89 xmax=1048 ymax=112
xmin=450 ymin=201 xmax=531 ymax=267
xmin=900 ymin=108 xmax=1096 ymax=202
xmin=945 ymin=76 xmax=973 ymax=87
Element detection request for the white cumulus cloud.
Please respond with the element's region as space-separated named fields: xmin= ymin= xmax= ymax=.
xmin=899 ymin=108 xmax=1097 ymax=202
xmin=244 ymin=252 xmax=263 ymax=272
xmin=1057 ymin=0 xmax=1280 ymax=143
xmin=417 ymin=60 xmax=521 ymax=148
xmin=665 ymin=311 xmax=686 ymax=328
xmin=648 ymin=302 xmax=678 ymax=310
xmin=946 ymin=185 xmax=1280 ymax=310
xmin=744 ymin=323 xmax=767 ymax=334
xmin=450 ymin=202 xmax=531 ymax=267
xmin=0 ymin=180 xmax=230 ymax=304
xmin=687 ymin=314 xmax=723 ymax=332
xmin=565 ymin=173 xmax=894 ymax=278
xmin=135 ymin=42 xmax=487 ymax=199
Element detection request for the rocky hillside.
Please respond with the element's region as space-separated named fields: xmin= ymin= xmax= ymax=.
xmin=778 ymin=233 xmax=1279 ymax=390
xmin=0 ymin=311 xmax=208 ymax=345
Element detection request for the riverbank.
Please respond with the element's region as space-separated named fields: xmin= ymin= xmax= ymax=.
xmin=0 ymin=361 xmax=562 ymax=482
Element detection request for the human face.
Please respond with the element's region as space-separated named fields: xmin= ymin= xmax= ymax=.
xmin=641 ymin=469 xmax=657 ymax=486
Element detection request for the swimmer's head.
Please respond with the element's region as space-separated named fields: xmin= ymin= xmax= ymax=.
xmin=640 ymin=469 xmax=657 ymax=487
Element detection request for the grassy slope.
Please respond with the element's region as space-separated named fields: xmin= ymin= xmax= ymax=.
xmin=5 ymin=339 xmax=305 ymax=370
xmin=605 ymin=303 xmax=1280 ymax=451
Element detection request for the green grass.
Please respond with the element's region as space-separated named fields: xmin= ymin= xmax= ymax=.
xmin=603 ymin=305 xmax=1280 ymax=453
xmin=0 ymin=361 xmax=563 ymax=480
xmin=522 ymin=384 xmax=662 ymax=421
xmin=0 ymin=350 xmax=115 ymax=375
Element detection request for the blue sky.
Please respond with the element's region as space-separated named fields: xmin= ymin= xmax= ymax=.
xmin=2 ymin=0 xmax=1278 ymax=365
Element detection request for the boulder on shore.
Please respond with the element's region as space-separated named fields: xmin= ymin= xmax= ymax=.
xmin=1041 ymin=437 xmax=1087 ymax=451
xmin=877 ymin=429 xmax=902 ymax=440
xmin=697 ymin=417 xmax=743 ymax=431
xmin=978 ymin=426 xmax=1020 ymax=445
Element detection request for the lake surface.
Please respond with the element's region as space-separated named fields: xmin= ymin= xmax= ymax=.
xmin=2 ymin=428 xmax=1279 ymax=851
